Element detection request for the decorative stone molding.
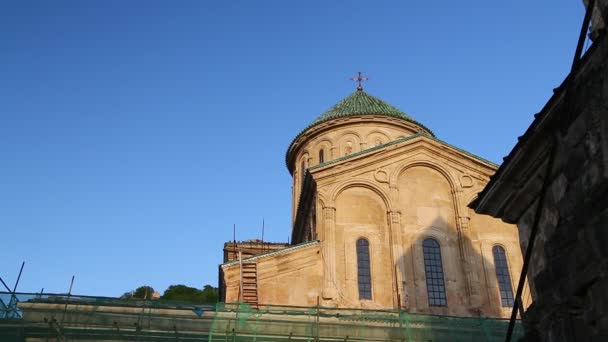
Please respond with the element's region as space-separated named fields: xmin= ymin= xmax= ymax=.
xmin=374 ymin=169 xmax=389 ymax=183
xmin=460 ymin=174 xmax=474 ymax=188
xmin=458 ymin=216 xmax=471 ymax=231
xmin=323 ymin=206 xmax=336 ymax=220
xmin=391 ymin=160 xmax=459 ymax=194
xmin=330 ymin=147 xmax=338 ymax=159
xmin=388 ymin=210 xmax=401 ymax=225
xmin=329 ymin=179 xmax=393 ymax=209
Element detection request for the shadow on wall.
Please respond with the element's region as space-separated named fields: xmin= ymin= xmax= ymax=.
xmin=396 ymin=216 xmax=517 ymax=319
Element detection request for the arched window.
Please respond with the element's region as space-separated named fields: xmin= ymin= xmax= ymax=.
xmin=356 ymin=239 xmax=372 ymax=300
xmin=423 ymin=238 xmax=447 ymax=306
xmin=493 ymin=246 xmax=514 ymax=307
xmin=319 ymin=149 xmax=325 ymax=163
xmin=300 ymin=159 xmax=307 ymax=185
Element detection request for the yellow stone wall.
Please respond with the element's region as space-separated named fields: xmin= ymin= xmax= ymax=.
xmin=290 ymin=117 xmax=423 ymax=220
xmin=223 ymin=116 xmax=529 ymax=319
xmin=334 ymin=186 xmax=394 ymax=309
xmin=222 ymin=242 xmax=323 ymax=307
xmin=288 ymin=116 xmax=529 ymax=317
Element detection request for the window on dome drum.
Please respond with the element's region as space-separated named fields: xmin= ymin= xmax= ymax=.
xmin=423 ymin=238 xmax=447 ymax=306
xmin=356 ymin=239 xmax=372 ymax=300
xmin=493 ymin=246 xmax=515 ymax=307
xmin=319 ymin=149 xmax=324 ymax=163
xmin=300 ymin=160 xmax=306 ymax=186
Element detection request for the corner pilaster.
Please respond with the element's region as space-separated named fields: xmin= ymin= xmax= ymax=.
xmin=453 ymin=188 xmax=481 ymax=309
xmin=388 ymin=210 xmax=409 ymax=309
xmin=322 ymin=205 xmax=337 ymax=300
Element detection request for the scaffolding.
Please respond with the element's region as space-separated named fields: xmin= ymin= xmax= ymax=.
xmin=1 ymin=292 xmax=524 ymax=341
xmin=208 ymin=302 xmax=524 ymax=342
xmin=1 ymin=292 xmax=215 ymax=341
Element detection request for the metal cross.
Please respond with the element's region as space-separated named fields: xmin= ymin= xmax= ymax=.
xmin=350 ymin=71 xmax=369 ymax=91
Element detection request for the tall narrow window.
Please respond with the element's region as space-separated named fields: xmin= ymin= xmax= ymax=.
xmin=423 ymin=238 xmax=447 ymax=306
xmin=319 ymin=149 xmax=325 ymax=163
xmin=493 ymin=246 xmax=514 ymax=307
xmin=356 ymin=239 xmax=372 ymax=300
xmin=300 ymin=160 xmax=306 ymax=185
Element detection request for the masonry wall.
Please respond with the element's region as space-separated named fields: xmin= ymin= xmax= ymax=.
xmin=514 ymin=36 xmax=608 ymax=341
xmin=308 ymin=136 xmax=529 ymax=317
xmin=219 ymin=240 xmax=290 ymax=301
xmin=290 ymin=117 xmax=425 ymax=222
xmin=223 ymin=241 xmax=290 ymax=263
xmin=222 ymin=243 xmax=323 ymax=307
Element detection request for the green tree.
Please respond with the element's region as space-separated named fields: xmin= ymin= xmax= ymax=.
xmin=161 ymin=284 xmax=218 ymax=303
xmin=120 ymin=285 xmax=155 ymax=299
xmin=201 ymin=285 xmax=219 ymax=303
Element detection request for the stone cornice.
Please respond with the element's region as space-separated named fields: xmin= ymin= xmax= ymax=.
xmin=309 ymin=134 xmax=498 ymax=185
xmin=472 ymin=32 xmax=608 ymax=221
xmin=221 ymin=240 xmax=320 ymax=269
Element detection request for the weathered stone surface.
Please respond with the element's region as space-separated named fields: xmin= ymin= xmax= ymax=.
xmin=289 ymin=124 xmax=527 ymax=317
xmin=221 ymin=93 xmax=529 ymax=319
xmin=473 ymin=30 xmax=608 ymax=341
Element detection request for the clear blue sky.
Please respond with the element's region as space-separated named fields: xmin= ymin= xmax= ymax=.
xmin=1 ymin=1 xmax=585 ymax=297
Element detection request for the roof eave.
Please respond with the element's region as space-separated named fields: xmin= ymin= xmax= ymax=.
xmin=285 ymin=115 xmax=435 ymax=174
xmin=471 ymin=34 xmax=605 ymax=217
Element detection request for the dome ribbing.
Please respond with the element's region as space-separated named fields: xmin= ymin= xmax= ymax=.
xmin=286 ymin=90 xmax=434 ymax=173
xmin=312 ymin=90 xmax=414 ymax=124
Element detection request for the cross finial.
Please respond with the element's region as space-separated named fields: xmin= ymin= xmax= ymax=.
xmin=350 ymin=71 xmax=369 ymax=91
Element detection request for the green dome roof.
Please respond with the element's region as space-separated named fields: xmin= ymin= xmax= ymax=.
xmin=312 ymin=90 xmax=414 ymax=123
xmin=286 ymin=90 xmax=433 ymax=173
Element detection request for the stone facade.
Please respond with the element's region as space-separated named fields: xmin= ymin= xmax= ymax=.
xmin=584 ymin=0 xmax=608 ymax=41
xmin=222 ymin=240 xmax=289 ymax=262
xmin=221 ymin=91 xmax=530 ymax=319
xmin=222 ymin=241 xmax=322 ymax=306
xmin=472 ymin=26 xmax=608 ymax=341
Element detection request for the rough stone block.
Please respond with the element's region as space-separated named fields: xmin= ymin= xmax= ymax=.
xmin=549 ymin=173 xmax=568 ymax=204
xmin=562 ymin=145 xmax=587 ymax=180
xmin=583 ymin=208 xmax=608 ymax=259
xmin=586 ymin=278 xmax=608 ymax=324
xmin=564 ymin=110 xmax=590 ymax=148
xmin=545 ymin=224 xmax=577 ymax=258
xmin=532 ymin=268 xmax=556 ymax=296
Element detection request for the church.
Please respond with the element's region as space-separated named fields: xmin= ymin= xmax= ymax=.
xmin=220 ymin=78 xmax=529 ymax=319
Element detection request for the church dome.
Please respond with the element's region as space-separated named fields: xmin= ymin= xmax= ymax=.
xmin=286 ymin=89 xmax=433 ymax=174
xmin=312 ymin=90 xmax=417 ymax=125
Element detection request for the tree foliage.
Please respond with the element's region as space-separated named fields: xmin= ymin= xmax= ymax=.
xmin=121 ymin=284 xmax=218 ymax=303
xmin=120 ymin=285 xmax=155 ymax=299
xmin=201 ymin=285 xmax=219 ymax=303
xmin=161 ymin=284 xmax=218 ymax=303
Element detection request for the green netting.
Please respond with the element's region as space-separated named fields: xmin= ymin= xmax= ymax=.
xmin=1 ymin=292 xmax=215 ymax=341
xmin=208 ymin=302 xmax=525 ymax=342
xmin=0 ymin=292 xmax=524 ymax=341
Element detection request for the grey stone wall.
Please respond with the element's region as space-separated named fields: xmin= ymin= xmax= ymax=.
xmin=517 ymin=35 xmax=608 ymax=341
xmin=584 ymin=0 xmax=608 ymax=41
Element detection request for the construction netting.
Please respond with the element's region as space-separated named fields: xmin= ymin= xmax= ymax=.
xmin=208 ymin=302 xmax=524 ymax=342
xmin=1 ymin=292 xmax=524 ymax=341
xmin=1 ymin=291 xmax=216 ymax=341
